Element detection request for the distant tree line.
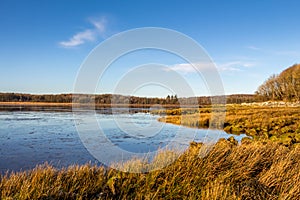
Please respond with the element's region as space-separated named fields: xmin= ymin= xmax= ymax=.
xmin=0 ymin=93 xmax=73 ymax=103
xmin=0 ymin=93 xmax=257 ymax=105
xmin=256 ymin=64 xmax=300 ymax=101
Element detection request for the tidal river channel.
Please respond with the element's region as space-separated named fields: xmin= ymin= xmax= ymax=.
xmin=0 ymin=106 xmax=247 ymax=173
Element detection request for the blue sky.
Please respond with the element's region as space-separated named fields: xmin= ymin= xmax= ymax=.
xmin=1 ymin=0 xmax=300 ymax=97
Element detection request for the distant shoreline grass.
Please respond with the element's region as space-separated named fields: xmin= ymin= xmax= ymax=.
xmin=154 ymin=105 xmax=300 ymax=146
xmin=0 ymin=139 xmax=299 ymax=199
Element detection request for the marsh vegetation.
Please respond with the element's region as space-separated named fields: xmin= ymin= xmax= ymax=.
xmin=155 ymin=105 xmax=300 ymax=146
xmin=1 ymin=139 xmax=299 ymax=199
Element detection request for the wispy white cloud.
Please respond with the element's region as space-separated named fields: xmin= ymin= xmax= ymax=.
xmin=164 ymin=61 xmax=256 ymax=74
xmin=90 ymin=17 xmax=107 ymax=34
xmin=165 ymin=62 xmax=213 ymax=74
xmin=59 ymin=29 xmax=95 ymax=47
xmin=218 ymin=61 xmax=255 ymax=72
xmin=59 ymin=17 xmax=107 ymax=48
xmin=219 ymin=66 xmax=241 ymax=72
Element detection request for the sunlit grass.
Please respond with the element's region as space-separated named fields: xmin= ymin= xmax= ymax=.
xmin=1 ymin=139 xmax=299 ymax=199
xmin=154 ymin=105 xmax=300 ymax=145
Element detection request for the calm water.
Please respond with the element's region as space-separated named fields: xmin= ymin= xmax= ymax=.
xmin=0 ymin=107 xmax=246 ymax=173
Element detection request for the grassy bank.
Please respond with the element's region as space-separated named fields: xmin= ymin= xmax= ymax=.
xmin=154 ymin=105 xmax=300 ymax=146
xmin=0 ymin=139 xmax=299 ymax=199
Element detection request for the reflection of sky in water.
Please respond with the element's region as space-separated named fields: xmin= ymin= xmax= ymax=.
xmin=0 ymin=109 xmax=247 ymax=173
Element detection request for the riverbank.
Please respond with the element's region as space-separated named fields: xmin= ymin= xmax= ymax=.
xmin=1 ymin=139 xmax=299 ymax=199
xmin=154 ymin=105 xmax=300 ymax=146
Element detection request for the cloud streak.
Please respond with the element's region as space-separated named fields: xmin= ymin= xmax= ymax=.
xmin=91 ymin=18 xmax=106 ymax=34
xmin=59 ymin=17 xmax=107 ymax=48
xmin=59 ymin=29 xmax=95 ymax=47
xmin=165 ymin=61 xmax=256 ymax=74
xmin=165 ymin=62 xmax=213 ymax=74
xmin=218 ymin=61 xmax=255 ymax=72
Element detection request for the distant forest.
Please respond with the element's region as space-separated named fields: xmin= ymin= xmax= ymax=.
xmin=0 ymin=93 xmax=257 ymax=106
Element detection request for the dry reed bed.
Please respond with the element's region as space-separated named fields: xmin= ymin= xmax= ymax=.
xmin=156 ymin=106 xmax=300 ymax=145
xmin=0 ymin=139 xmax=299 ymax=199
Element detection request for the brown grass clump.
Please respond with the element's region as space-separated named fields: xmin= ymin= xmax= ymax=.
xmin=0 ymin=139 xmax=299 ymax=199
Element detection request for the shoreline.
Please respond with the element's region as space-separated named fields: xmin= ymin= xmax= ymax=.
xmin=0 ymin=102 xmax=187 ymax=108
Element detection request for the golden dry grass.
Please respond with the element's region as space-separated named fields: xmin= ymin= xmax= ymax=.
xmin=0 ymin=139 xmax=299 ymax=199
xmin=155 ymin=106 xmax=300 ymax=145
